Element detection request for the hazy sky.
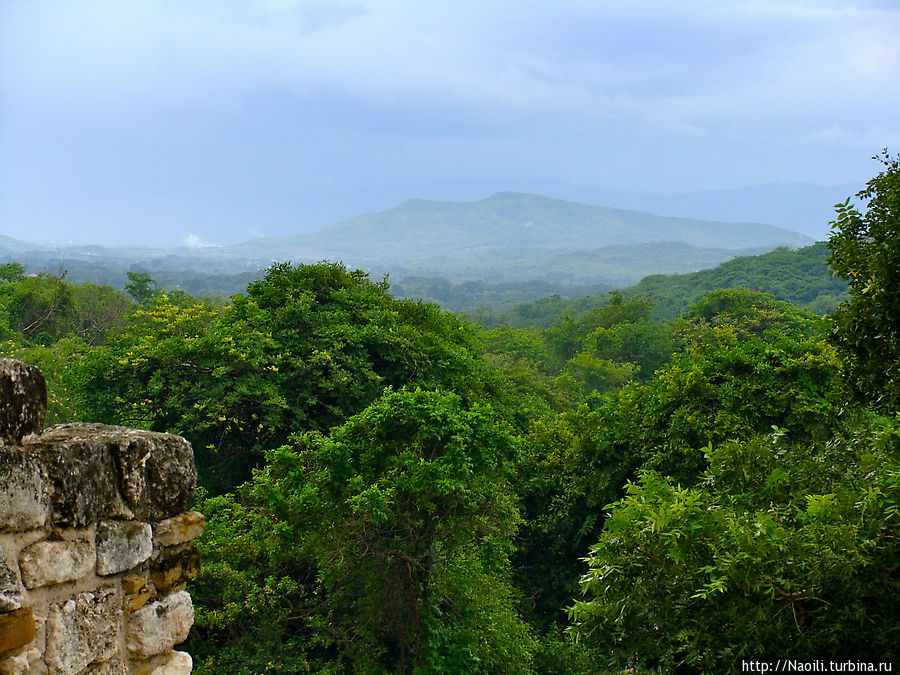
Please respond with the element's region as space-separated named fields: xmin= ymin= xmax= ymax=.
xmin=2 ymin=0 xmax=898 ymax=246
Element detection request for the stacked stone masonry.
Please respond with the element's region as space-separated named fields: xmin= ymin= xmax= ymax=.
xmin=0 ymin=359 xmax=202 ymax=674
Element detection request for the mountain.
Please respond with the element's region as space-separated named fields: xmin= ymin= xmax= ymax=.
xmin=590 ymin=183 xmax=857 ymax=241
xmin=0 ymin=235 xmax=54 ymax=255
xmin=227 ymin=192 xmax=812 ymax=264
xmin=1 ymin=192 xmax=814 ymax=289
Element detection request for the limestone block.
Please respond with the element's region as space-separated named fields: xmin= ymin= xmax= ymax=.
xmin=0 ymin=647 xmax=41 ymax=675
xmin=27 ymin=434 xmax=123 ymax=527
xmin=18 ymin=540 xmax=95 ymax=589
xmin=152 ymin=512 xmax=204 ymax=549
xmin=0 ymin=447 xmax=48 ymax=531
xmin=150 ymin=546 xmax=201 ymax=593
xmin=85 ymin=657 xmax=127 ymax=674
xmin=34 ymin=425 xmax=196 ymax=522
xmin=0 ymin=608 xmax=35 ymax=656
xmin=126 ymin=591 xmax=193 ymax=659
xmin=129 ymin=651 xmax=192 ymax=675
xmin=0 ymin=359 xmax=46 ymax=444
xmin=0 ymin=544 xmax=24 ymax=612
xmin=44 ymin=587 xmax=120 ymax=675
xmin=96 ymin=521 xmax=152 ymax=576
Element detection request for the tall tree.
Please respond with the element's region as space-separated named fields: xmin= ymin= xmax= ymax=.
xmin=828 ymin=150 xmax=900 ymax=410
xmin=192 ymin=389 xmax=536 ymax=674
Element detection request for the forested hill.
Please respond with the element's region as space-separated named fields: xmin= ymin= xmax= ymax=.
xmin=623 ymin=241 xmax=845 ymax=318
xmin=481 ymin=241 xmax=846 ymax=327
xmin=231 ymin=191 xmax=812 ymax=262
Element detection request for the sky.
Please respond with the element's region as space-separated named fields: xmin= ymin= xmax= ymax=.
xmin=1 ymin=0 xmax=898 ymax=246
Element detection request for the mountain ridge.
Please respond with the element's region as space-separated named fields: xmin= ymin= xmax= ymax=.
xmin=2 ymin=192 xmax=814 ymax=287
xmin=224 ymin=191 xmax=812 ymax=263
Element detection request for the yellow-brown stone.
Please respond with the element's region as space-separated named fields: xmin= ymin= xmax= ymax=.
xmin=150 ymin=547 xmax=200 ymax=593
xmin=126 ymin=590 xmax=151 ymax=614
xmin=122 ymin=575 xmax=147 ymax=595
xmin=122 ymin=574 xmax=152 ymax=613
xmin=0 ymin=608 xmax=36 ymax=655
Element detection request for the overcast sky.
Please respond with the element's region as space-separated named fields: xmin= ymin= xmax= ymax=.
xmin=1 ymin=0 xmax=898 ymax=246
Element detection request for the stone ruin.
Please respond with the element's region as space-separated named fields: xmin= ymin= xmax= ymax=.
xmin=0 ymin=359 xmax=203 ymax=674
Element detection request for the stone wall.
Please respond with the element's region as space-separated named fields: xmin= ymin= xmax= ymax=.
xmin=0 ymin=359 xmax=203 ymax=674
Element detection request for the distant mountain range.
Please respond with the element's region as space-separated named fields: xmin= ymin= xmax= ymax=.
xmin=536 ymin=182 xmax=857 ymax=241
xmin=0 ymin=192 xmax=813 ymax=287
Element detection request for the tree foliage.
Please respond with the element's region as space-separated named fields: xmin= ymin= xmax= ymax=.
xmin=828 ymin=150 xmax=900 ymax=411
xmin=1 ymin=160 xmax=897 ymax=673
xmin=569 ymin=416 xmax=900 ymax=671
xmin=81 ymin=262 xmax=503 ymax=492
xmin=192 ymin=389 xmax=535 ymax=674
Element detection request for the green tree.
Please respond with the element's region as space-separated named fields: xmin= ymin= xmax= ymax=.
xmin=828 ymin=150 xmax=900 ymax=410
xmin=71 ymin=283 xmax=134 ymax=345
xmin=80 ymin=293 xmax=284 ymax=491
xmin=192 ymin=389 xmax=535 ymax=674
xmin=124 ymin=271 xmax=159 ymax=304
xmin=569 ymin=415 xmax=900 ymax=671
xmin=1 ymin=273 xmax=76 ymax=345
xmin=513 ymin=291 xmax=843 ymax=624
xmin=82 ymin=262 xmax=505 ymax=492
xmin=0 ymin=262 xmax=25 ymax=282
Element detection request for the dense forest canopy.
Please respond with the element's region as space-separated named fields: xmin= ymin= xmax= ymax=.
xmin=0 ymin=158 xmax=897 ymax=673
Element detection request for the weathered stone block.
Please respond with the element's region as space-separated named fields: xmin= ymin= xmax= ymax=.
xmin=96 ymin=521 xmax=152 ymax=576
xmin=123 ymin=575 xmax=152 ymax=613
xmin=34 ymin=424 xmax=196 ymax=522
xmin=18 ymin=539 xmax=95 ymax=589
xmin=0 ymin=647 xmax=41 ymax=675
xmin=0 ymin=544 xmax=24 ymax=612
xmin=121 ymin=575 xmax=148 ymax=595
xmin=150 ymin=545 xmax=201 ymax=593
xmin=0 ymin=608 xmax=35 ymax=656
xmin=152 ymin=512 xmax=204 ymax=548
xmin=28 ymin=433 xmax=123 ymax=527
xmin=0 ymin=359 xmax=46 ymax=444
xmin=129 ymin=651 xmax=192 ymax=675
xmin=126 ymin=591 xmax=193 ymax=659
xmin=85 ymin=657 xmax=128 ymax=674
xmin=44 ymin=587 xmax=120 ymax=675
xmin=0 ymin=447 xmax=48 ymax=531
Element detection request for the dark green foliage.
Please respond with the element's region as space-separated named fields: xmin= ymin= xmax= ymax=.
xmin=192 ymin=389 xmax=535 ymax=674
xmin=0 ymin=262 xmax=25 ymax=282
xmin=124 ymin=271 xmax=159 ymax=304
xmin=71 ymin=283 xmax=133 ymax=345
xmin=1 ymin=272 xmax=76 ymax=346
xmin=189 ymin=491 xmax=318 ymax=674
xmin=828 ymin=150 xmax=900 ymax=411
xmin=627 ymin=242 xmax=846 ymax=319
xmin=569 ymin=415 xmax=900 ymax=671
xmin=486 ymin=243 xmax=846 ymax=329
xmin=0 ymin=271 xmax=135 ymax=423
xmin=81 ymin=262 xmax=502 ymax=492
xmin=514 ymin=291 xmax=843 ymax=623
xmin=391 ymin=277 xmax=610 ymax=315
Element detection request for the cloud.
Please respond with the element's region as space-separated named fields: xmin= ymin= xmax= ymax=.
xmin=3 ymin=0 xmax=897 ymax=136
xmin=1 ymin=0 xmax=898 ymax=246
